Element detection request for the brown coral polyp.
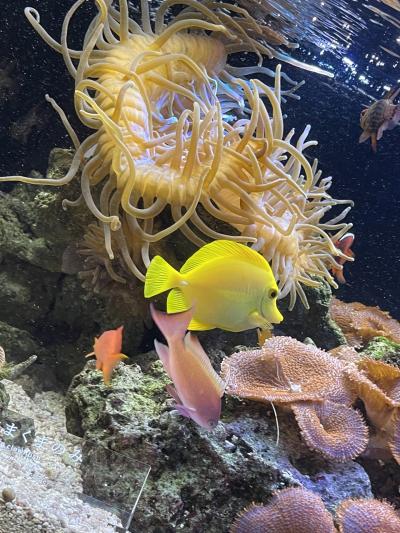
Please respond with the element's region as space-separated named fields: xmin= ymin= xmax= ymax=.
xmin=345 ymin=359 xmax=400 ymax=431
xmin=344 ymin=358 xmax=400 ymax=462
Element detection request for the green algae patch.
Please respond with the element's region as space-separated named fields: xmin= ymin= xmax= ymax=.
xmin=65 ymin=357 xmax=171 ymax=439
xmin=362 ymin=337 xmax=400 ymax=366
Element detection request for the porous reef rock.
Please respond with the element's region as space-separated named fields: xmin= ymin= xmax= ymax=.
xmin=0 ymin=408 xmax=35 ymax=446
xmin=65 ymin=351 xmax=371 ymax=533
xmin=0 ymin=148 xmax=146 ymax=390
xmin=0 ymin=383 xmax=9 ymax=413
xmin=0 ymin=348 xmax=37 ymax=415
xmin=279 ymin=280 xmax=347 ymax=350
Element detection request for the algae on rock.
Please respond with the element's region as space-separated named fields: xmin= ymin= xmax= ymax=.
xmin=0 ymin=148 xmax=146 ymax=390
xmin=65 ymin=352 xmax=371 ymax=532
xmin=361 ymin=336 xmax=400 ymax=366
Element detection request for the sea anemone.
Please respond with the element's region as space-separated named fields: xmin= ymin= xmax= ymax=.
xmin=0 ymin=0 xmax=353 ymax=309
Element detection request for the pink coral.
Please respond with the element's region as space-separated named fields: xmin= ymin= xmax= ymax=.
xmin=231 ymin=487 xmax=336 ymax=533
xmin=231 ymin=488 xmax=400 ymax=533
xmin=221 ymin=337 xmax=368 ymax=461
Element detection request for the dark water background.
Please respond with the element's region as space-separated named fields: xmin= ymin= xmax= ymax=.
xmin=0 ymin=0 xmax=399 ymax=318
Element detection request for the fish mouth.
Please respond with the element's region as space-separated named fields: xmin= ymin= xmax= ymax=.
xmin=263 ymin=310 xmax=283 ymax=326
xmin=207 ymin=419 xmax=219 ymax=430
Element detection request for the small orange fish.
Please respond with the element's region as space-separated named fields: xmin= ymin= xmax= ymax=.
xmin=86 ymin=326 xmax=128 ymax=385
xmin=331 ymin=233 xmax=355 ymax=284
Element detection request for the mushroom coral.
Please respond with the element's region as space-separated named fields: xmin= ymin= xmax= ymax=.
xmin=345 ymin=358 xmax=400 ymax=462
xmin=221 ymin=336 xmax=368 ymax=461
xmin=0 ymin=0 xmax=353 ymax=309
xmin=231 ymin=487 xmax=400 ymax=533
xmin=328 ymin=345 xmax=361 ymax=363
xmin=222 ymin=335 xmax=400 ymax=463
xmin=231 ymin=487 xmax=336 ymax=533
xmin=336 ymin=498 xmax=400 ymax=533
xmin=291 ymin=400 xmax=368 ymax=462
xmin=330 ymin=298 xmax=400 ymax=347
xmin=221 ymin=336 xmax=355 ymax=405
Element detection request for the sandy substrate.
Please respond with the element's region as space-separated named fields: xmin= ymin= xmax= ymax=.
xmin=0 ymin=380 xmax=124 ymax=533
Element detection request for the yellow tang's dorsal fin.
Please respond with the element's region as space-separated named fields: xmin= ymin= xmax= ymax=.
xmin=180 ymin=240 xmax=270 ymax=275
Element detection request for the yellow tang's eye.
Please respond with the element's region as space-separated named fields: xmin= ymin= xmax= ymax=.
xmin=268 ymin=288 xmax=278 ymax=299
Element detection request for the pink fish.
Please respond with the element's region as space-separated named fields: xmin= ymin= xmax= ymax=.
xmin=331 ymin=233 xmax=355 ymax=284
xmin=150 ymin=304 xmax=225 ymax=430
xmin=86 ymin=326 xmax=128 ymax=385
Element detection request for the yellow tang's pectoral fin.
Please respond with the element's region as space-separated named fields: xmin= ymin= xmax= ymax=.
xmin=188 ymin=318 xmax=215 ymax=331
xmin=167 ymin=288 xmax=190 ymax=314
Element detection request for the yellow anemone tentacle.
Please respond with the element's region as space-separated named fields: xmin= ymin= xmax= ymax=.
xmin=0 ymin=0 xmax=353 ymax=309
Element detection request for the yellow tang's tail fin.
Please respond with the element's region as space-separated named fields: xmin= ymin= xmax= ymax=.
xmin=144 ymin=255 xmax=183 ymax=298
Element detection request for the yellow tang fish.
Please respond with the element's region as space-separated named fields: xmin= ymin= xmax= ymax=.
xmin=144 ymin=240 xmax=283 ymax=333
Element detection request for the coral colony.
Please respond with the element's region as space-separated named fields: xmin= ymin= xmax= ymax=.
xmin=231 ymin=487 xmax=400 ymax=532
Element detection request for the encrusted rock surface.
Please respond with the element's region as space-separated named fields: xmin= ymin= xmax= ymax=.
xmin=65 ymin=351 xmax=372 ymax=532
xmin=0 ymin=149 xmax=146 ymax=390
xmin=279 ymin=280 xmax=347 ymax=350
xmin=0 ymin=408 xmax=35 ymax=446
